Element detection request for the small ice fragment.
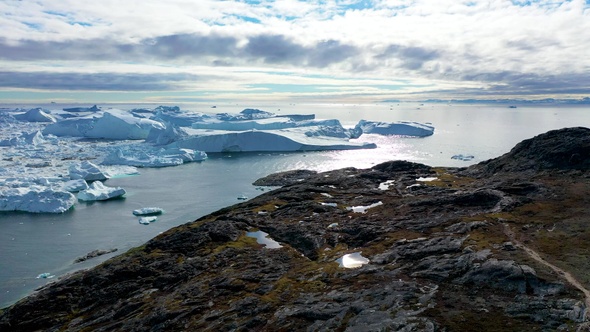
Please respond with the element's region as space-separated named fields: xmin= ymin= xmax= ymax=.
xmin=237 ymin=195 xmax=248 ymax=200
xmin=36 ymin=273 xmax=55 ymax=279
xmin=138 ymin=216 xmax=157 ymax=225
xmin=132 ymin=207 xmax=164 ymax=216
xmin=336 ymin=252 xmax=370 ymax=268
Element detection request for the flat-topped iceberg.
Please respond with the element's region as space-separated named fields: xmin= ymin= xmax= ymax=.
xmin=0 ymin=186 xmax=76 ymax=213
xmin=133 ymin=207 xmax=164 ymax=216
xmin=170 ymin=128 xmax=375 ymax=153
xmin=101 ymin=146 xmax=206 ymax=167
xmin=355 ymin=120 xmax=434 ymax=137
xmin=77 ymin=181 xmax=126 ymax=201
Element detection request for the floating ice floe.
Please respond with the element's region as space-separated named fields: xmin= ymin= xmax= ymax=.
xmin=77 ymin=181 xmax=126 ymax=201
xmin=0 ymin=186 xmax=76 ymax=213
xmin=336 ymin=252 xmax=370 ymax=268
xmin=69 ymin=161 xmax=109 ymax=181
xmin=138 ymin=216 xmax=157 ymax=225
xmin=36 ymin=272 xmax=55 ymax=279
xmin=355 ymin=120 xmax=434 ymax=137
xmin=347 ymin=201 xmax=383 ymax=213
xmin=101 ymin=146 xmax=206 ymax=168
xmin=451 ymin=154 xmax=475 ymax=161
xmin=133 ymin=207 xmax=164 ymax=216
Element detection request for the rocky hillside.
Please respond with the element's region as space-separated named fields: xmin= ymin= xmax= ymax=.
xmin=1 ymin=127 xmax=590 ymax=331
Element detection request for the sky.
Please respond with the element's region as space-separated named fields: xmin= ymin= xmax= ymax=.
xmin=1 ymin=0 xmax=589 ymax=104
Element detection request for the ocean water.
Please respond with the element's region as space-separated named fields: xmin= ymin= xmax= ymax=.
xmin=1 ymin=103 xmax=588 ymax=308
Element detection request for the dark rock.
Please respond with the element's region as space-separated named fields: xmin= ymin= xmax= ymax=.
xmin=74 ymin=248 xmax=118 ymax=263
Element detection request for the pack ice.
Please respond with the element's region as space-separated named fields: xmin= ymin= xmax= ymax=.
xmin=0 ymin=105 xmax=434 ymax=213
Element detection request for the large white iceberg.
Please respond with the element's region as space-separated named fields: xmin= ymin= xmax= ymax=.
xmin=43 ymin=109 xmax=164 ymax=140
xmin=170 ymin=127 xmax=375 ymax=153
xmin=0 ymin=186 xmax=76 ymax=213
xmin=69 ymin=161 xmax=109 ymax=181
xmin=77 ymin=181 xmax=126 ymax=201
xmin=355 ymin=120 xmax=434 ymax=137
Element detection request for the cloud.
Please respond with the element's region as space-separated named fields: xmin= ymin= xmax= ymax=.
xmin=0 ymin=71 xmax=202 ymax=91
xmin=0 ymin=0 xmax=589 ymax=102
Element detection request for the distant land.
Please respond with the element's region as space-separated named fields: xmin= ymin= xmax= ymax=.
xmin=383 ymin=97 xmax=590 ymax=105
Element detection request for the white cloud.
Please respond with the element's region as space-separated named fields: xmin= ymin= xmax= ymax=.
xmin=0 ymin=0 xmax=589 ymax=102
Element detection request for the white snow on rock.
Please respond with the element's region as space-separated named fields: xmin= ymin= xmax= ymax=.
xmin=355 ymin=120 xmax=434 ymax=137
xmin=133 ymin=207 xmax=164 ymax=216
xmin=77 ymin=181 xmax=126 ymax=201
xmin=0 ymin=186 xmax=76 ymax=213
xmin=69 ymin=161 xmax=109 ymax=181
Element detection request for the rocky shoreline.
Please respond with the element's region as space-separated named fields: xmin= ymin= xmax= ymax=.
xmin=1 ymin=127 xmax=590 ymax=331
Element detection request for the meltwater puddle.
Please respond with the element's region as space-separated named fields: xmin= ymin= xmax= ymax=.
xmin=336 ymin=252 xmax=370 ymax=268
xmin=246 ymin=230 xmax=283 ymax=249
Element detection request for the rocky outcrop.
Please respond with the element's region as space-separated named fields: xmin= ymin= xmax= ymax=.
xmin=1 ymin=127 xmax=590 ymax=331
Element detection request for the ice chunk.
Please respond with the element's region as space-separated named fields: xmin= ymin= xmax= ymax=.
xmin=61 ymin=179 xmax=89 ymax=192
xmin=451 ymin=154 xmax=475 ymax=161
xmin=145 ymin=122 xmax=189 ymax=145
xmin=101 ymin=146 xmax=206 ymax=168
xmin=133 ymin=207 xmax=164 ymax=216
xmin=36 ymin=272 xmax=55 ymax=279
xmin=138 ymin=216 xmax=157 ymax=225
xmin=355 ymin=120 xmax=434 ymax=137
xmin=0 ymin=187 xmax=76 ymax=213
xmin=14 ymin=108 xmax=56 ymax=122
xmin=69 ymin=161 xmax=108 ymax=181
xmin=151 ymin=106 xmax=210 ymax=127
xmin=77 ymin=181 xmax=126 ymax=201
xmin=44 ymin=109 xmax=164 ymax=140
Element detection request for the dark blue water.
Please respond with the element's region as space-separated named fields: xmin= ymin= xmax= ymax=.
xmin=1 ymin=103 xmax=588 ymax=307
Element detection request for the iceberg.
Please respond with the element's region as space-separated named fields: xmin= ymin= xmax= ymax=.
xmin=60 ymin=179 xmax=89 ymax=192
xmin=355 ymin=120 xmax=434 ymax=137
xmin=69 ymin=161 xmax=109 ymax=181
xmin=101 ymin=146 xmax=206 ymax=167
xmin=151 ymin=106 xmax=210 ymax=127
xmin=0 ymin=186 xmax=76 ymax=213
xmin=14 ymin=108 xmax=56 ymax=123
xmin=133 ymin=207 xmax=164 ymax=216
xmin=170 ymin=128 xmax=375 ymax=153
xmin=44 ymin=109 xmax=164 ymax=140
xmin=77 ymin=181 xmax=126 ymax=201
xmin=138 ymin=216 xmax=157 ymax=225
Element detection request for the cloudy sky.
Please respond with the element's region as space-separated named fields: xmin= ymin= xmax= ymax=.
xmin=1 ymin=0 xmax=589 ymax=104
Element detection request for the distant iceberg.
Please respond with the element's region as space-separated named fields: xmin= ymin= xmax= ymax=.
xmin=69 ymin=161 xmax=109 ymax=181
xmin=14 ymin=108 xmax=56 ymax=123
xmin=355 ymin=120 xmax=434 ymax=137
